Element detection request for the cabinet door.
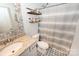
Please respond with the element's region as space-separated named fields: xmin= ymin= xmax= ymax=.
xmin=29 ymin=43 xmax=37 ymax=56
xmin=20 ymin=43 xmax=37 ymax=56
xmin=20 ymin=48 xmax=30 ymax=56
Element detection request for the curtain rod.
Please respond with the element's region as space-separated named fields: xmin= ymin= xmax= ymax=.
xmin=39 ymin=3 xmax=68 ymax=10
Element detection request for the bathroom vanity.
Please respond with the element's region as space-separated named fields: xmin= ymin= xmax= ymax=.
xmin=0 ymin=35 xmax=37 ymax=56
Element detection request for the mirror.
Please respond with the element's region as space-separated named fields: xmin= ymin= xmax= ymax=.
xmin=0 ymin=7 xmax=12 ymax=33
xmin=0 ymin=3 xmax=24 ymax=42
xmin=0 ymin=3 xmax=20 ymax=34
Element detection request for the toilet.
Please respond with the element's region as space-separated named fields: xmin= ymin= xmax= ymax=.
xmin=32 ymin=34 xmax=49 ymax=55
xmin=37 ymin=41 xmax=49 ymax=55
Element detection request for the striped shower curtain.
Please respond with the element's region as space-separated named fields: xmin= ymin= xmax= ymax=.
xmin=38 ymin=3 xmax=79 ymax=56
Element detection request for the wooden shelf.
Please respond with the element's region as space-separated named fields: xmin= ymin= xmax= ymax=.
xmin=29 ymin=20 xmax=40 ymax=23
xmin=27 ymin=11 xmax=42 ymax=15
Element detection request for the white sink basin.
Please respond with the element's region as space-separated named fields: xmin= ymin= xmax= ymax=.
xmin=0 ymin=42 xmax=23 ymax=56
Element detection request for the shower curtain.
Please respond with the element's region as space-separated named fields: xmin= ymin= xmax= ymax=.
xmin=38 ymin=3 xmax=79 ymax=56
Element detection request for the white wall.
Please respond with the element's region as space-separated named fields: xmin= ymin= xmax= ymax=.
xmin=21 ymin=3 xmax=41 ymax=36
xmin=69 ymin=21 xmax=79 ymax=56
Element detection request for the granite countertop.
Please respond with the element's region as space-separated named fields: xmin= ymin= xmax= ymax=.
xmin=0 ymin=35 xmax=37 ymax=56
